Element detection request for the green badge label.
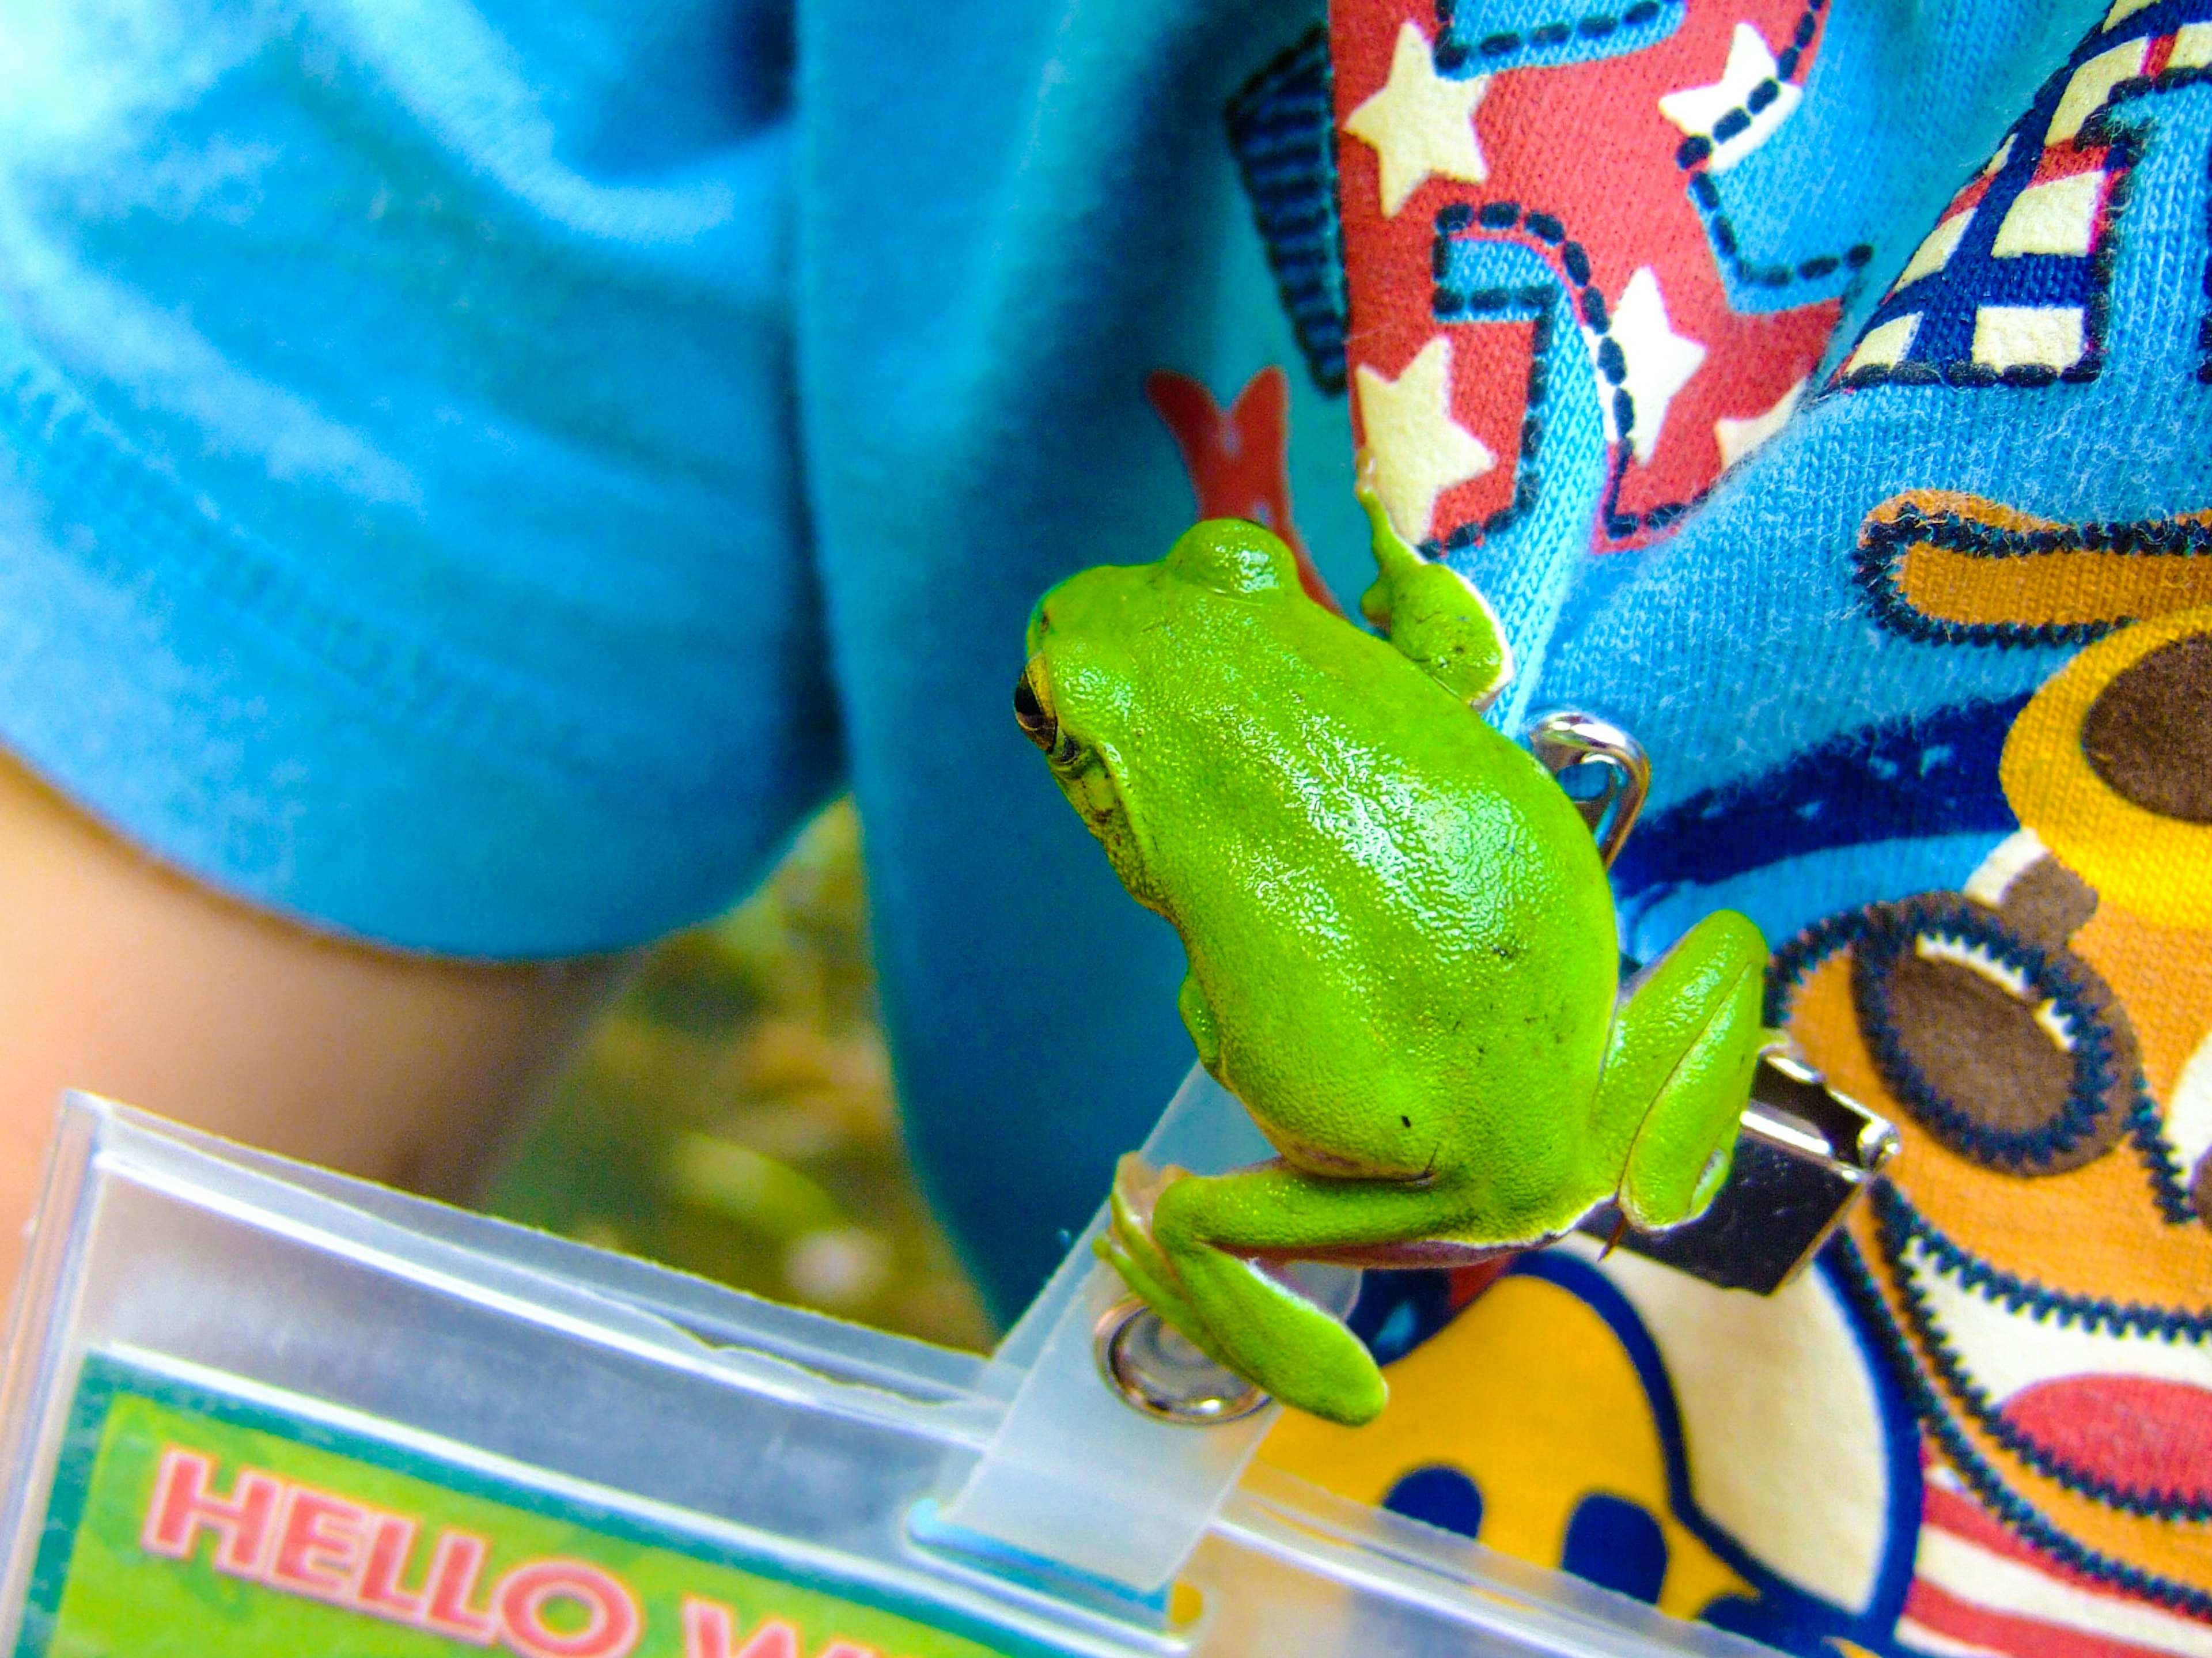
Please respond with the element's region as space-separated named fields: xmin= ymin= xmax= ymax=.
xmin=19 ymin=1352 xmax=1027 ymax=1658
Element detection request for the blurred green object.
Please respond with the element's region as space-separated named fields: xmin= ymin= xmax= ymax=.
xmin=484 ymin=799 xmax=995 ymax=1352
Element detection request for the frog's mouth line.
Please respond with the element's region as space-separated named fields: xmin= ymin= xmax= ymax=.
xmin=1246 ymin=1236 xmax=1546 ymax=1270
xmin=1868 ymin=1180 xmax=2212 ymax=1520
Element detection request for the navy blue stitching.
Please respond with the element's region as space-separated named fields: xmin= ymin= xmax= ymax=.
xmin=1828 ymin=38 xmax=2212 ymax=395
xmin=1875 ymin=1183 xmax=2212 ymax=1521
xmin=1873 ymin=1182 xmax=2212 ymax=1346
xmin=1430 ymin=202 xmax=1698 ymax=544
xmin=1769 ymin=898 xmax=2200 ymax=1224
xmin=1429 ymin=206 xmax=1566 ymax=550
xmin=2126 ymin=1082 xmax=2202 ymax=1223
xmin=1683 ymin=169 xmax=1873 ymax=297
xmin=1762 ymin=903 xmax=1870 ymax=1025
xmin=1855 ymin=498 xmax=2212 ymax=648
xmin=1433 ymin=0 xmax=1669 ymax=73
xmin=1852 ymin=894 xmax=2136 ymax=1174
xmin=1838 ymin=130 xmax=2137 ymax=391
xmin=1668 ymin=0 xmax=1876 ymax=295
xmin=1831 ymin=1231 xmax=2212 ymax=1618
xmin=1226 ymin=26 xmax=1349 ymax=395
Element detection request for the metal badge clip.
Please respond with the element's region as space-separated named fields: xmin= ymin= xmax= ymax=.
xmin=1574 ymin=1051 xmax=1900 ymax=1293
xmin=1526 ymin=710 xmax=1650 ymax=870
xmin=1529 ymin=710 xmax=1902 ymax=1295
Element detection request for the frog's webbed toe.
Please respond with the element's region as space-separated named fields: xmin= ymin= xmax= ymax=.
xmin=1099 ymin=1158 xmax=1226 ymax=1365
xmin=1353 ymin=452 xmax=1512 ymax=710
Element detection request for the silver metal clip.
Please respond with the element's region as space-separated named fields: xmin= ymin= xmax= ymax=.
xmin=1528 ymin=710 xmax=1902 ymax=1294
xmin=1093 ymin=1297 xmax=1268 ymax=1426
xmin=1525 ymin=710 xmax=1650 ymax=870
xmin=1574 ymin=1051 xmax=1901 ymax=1293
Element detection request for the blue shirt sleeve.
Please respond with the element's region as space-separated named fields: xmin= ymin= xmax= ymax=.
xmin=0 ymin=0 xmax=837 ymax=955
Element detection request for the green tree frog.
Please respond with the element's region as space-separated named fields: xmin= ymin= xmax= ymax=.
xmin=1014 ymin=479 xmax=1774 ymax=1426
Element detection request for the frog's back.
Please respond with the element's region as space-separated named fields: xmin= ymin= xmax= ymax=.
xmin=1125 ymin=586 xmax=1621 ymax=1187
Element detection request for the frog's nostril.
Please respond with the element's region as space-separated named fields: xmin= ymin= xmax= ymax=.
xmin=1014 ymin=671 xmax=1058 ymax=751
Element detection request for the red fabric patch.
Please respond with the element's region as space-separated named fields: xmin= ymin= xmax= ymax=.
xmin=1146 ymin=366 xmax=1343 ymax=612
xmin=2000 ymin=1375 xmax=2212 ymax=1506
xmin=1903 ymin=1577 xmax=2177 ymax=1658
xmin=1332 ymin=0 xmax=1842 ymax=547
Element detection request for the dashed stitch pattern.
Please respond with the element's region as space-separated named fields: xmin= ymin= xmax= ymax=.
xmin=1851 ymin=894 xmax=2138 ymax=1176
xmin=1430 ymin=200 xmax=1699 ymax=543
xmin=1824 ymin=34 xmax=2212 ymax=393
xmin=2127 ymin=1085 xmax=2201 ymax=1224
xmin=1433 ymin=0 xmax=1676 ymax=74
xmin=1669 ymin=0 xmax=1876 ymax=295
xmin=1763 ymin=903 xmax=1869 ymax=1026
xmin=1855 ymin=497 xmax=2212 ymax=648
xmin=1226 ymin=27 xmax=1349 ymax=395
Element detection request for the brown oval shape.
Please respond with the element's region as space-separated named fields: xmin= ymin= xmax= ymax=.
xmin=2082 ymin=631 xmax=2212 ymax=824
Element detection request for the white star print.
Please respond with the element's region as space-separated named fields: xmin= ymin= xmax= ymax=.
xmin=1344 ymin=22 xmax=1491 ymax=217
xmin=1592 ymin=268 xmax=1706 ymax=464
xmin=1355 ymin=336 xmax=1495 ymax=542
xmin=1714 ymin=376 xmax=1805 ymax=470
xmin=1657 ymin=22 xmax=1800 ymax=172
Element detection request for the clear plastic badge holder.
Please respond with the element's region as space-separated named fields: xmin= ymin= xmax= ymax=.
xmin=0 ymin=1080 xmax=1777 ymax=1658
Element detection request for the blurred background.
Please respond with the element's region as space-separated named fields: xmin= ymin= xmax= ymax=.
xmin=482 ymin=798 xmax=997 ymax=1354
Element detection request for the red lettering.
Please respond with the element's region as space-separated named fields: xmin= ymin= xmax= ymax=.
xmin=736 ymin=1618 xmax=800 ymax=1658
xmin=421 ymin=1530 xmax=500 ymax=1644
xmin=495 ymin=1559 xmax=640 ymax=1658
xmin=679 ymin=1599 xmax=800 ymax=1658
xmin=354 ymin=1514 xmax=427 ymax=1619
xmin=141 ymin=1448 xmax=281 ymax=1576
xmin=268 ymin=1486 xmax=369 ymax=1599
xmin=681 ymin=1598 xmax=735 ymax=1658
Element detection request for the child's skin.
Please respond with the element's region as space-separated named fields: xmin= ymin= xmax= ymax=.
xmin=0 ymin=751 xmax=623 ymax=1295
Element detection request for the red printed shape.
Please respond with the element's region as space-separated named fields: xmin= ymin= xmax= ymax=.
xmin=1146 ymin=367 xmax=1343 ymax=612
xmin=495 ymin=1558 xmax=641 ymax=1658
xmin=680 ymin=1599 xmax=801 ymax=1658
xmin=421 ymin=1530 xmax=501 ymax=1645
xmin=734 ymin=1618 xmax=801 ymax=1658
xmin=2000 ymin=1375 xmax=2212 ymax=1505
xmin=355 ymin=1513 xmax=429 ymax=1619
xmin=140 ymin=1448 xmax=282 ymax=1577
xmin=1332 ymin=1 xmax=1840 ymax=547
xmin=1902 ymin=1576 xmax=2173 ymax=1658
xmin=267 ymin=1485 xmax=370 ymax=1600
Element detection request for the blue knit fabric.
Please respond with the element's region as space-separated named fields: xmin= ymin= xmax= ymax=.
xmin=0 ymin=0 xmax=835 ymax=953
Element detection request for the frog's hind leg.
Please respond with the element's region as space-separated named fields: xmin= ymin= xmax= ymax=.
xmin=1597 ymin=909 xmax=1774 ymax=1232
xmin=1107 ymin=1157 xmax=1482 ymax=1426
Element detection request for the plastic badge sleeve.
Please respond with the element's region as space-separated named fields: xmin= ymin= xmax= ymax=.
xmin=0 ymin=1091 xmax=1777 ymax=1658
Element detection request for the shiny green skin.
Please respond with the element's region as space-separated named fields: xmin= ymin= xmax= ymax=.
xmin=1020 ymin=501 xmax=1770 ymax=1426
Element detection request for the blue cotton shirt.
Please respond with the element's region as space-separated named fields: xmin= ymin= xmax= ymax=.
xmin=0 ymin=0 xmax=838 ymax=951
xmin=0 ymin=0 xmax=1362 ymax=1315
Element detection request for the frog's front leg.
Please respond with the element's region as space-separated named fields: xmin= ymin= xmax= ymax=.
xmin=1594 ymin=909 xmax=1775 ymax=1232
xmin=1101 ymin=1157 xmax=1483 ymax=1426
xmin=1354 ymin=451 xmax=1512 ymax=710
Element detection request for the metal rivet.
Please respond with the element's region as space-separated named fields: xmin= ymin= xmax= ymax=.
xmin=1093 ymin=1297 xmax=1268 ymax=1426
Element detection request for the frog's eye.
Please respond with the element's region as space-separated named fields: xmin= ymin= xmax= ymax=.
xmin=1014 ymin=668 xmax=1058 ymax=751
